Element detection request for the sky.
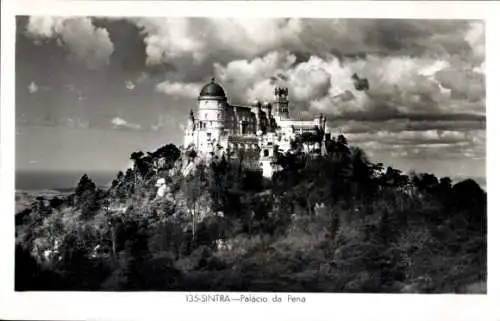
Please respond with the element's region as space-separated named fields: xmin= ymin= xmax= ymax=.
xmin=15 ymin=17 xmax=485 ymax=181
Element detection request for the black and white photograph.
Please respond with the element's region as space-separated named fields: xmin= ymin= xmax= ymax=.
xmin=10 ymin=10 xmax=487 ymax=295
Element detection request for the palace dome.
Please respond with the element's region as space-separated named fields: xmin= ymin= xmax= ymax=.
xmin=199 ymin=78 xmax=226 ymax=100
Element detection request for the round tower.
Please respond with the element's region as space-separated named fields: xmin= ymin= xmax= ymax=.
xmin=196 ymin=78 xmax=227 ymax=153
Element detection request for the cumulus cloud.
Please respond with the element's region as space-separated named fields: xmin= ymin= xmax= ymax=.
xmin=134 ymin=18 xmax=206 ymax=66
xmin=125 ymin=80 xmax=136 ymax=90
xmin=156 ymin=80 xmax=201 ymax=99
xmin=465 ymin=21 xmax=485 ymax=63
xmin=28 ymin=81 xmax=38 ymax=94
xmin=129 ymin=18 xmax=480 ymax=70
xmin=210 ymin=51 xmax=484 ymax=123
xmin=111 ymin=117 xmax=142 ymax=131
xmin=26 ymin=17 xmax=114 ymax=69
xmin=213 ymin=51 xmax=296 ymax=102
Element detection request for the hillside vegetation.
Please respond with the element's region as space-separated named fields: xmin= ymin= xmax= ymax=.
xmin=15 ymin=136 xmax=486 ymax=293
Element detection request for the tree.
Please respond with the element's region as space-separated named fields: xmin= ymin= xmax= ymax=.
xmin=74 ymin=174 xmax=100 ymax=219
xmin=350 ymin=147 xmax=377 ymax=196
xmin=75 ymin=174 xmax=96 ymax=198
xmin=130 ymin=151 xmax=150 ymax=183
xmin=335 ymin=135 xmax=351 ymax=160
xmin=121 ymin=219 xmax=151 ymax=289
xmin=185 ymin=166 xmax=204 ymax=242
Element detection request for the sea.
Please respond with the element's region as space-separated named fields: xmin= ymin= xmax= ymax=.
xmin=15 ymin=170 xmax=117 ymax=192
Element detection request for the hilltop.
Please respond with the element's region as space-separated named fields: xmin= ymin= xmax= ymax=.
xmin=15 ymin=136 xmax=487 ymax=293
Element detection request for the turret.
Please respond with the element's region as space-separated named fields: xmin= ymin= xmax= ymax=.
xmin=272 ymin=87 xmax=289 ymax=119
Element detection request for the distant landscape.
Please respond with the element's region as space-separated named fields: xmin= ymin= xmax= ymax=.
xmin=16 ymin=170 xmax=116 ymax=191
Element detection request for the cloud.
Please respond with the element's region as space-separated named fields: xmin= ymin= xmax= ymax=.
xmin=334 ymin=119 xmax=485 ymax=135
xmin=345 ymin=128 xmax=484 ymax=161
xmin=26 ymin=17 xmax=114 ymax=69
xmin=435 ymin=67 xmax=485 ymax=102
xmin=111 ymin=117 xmax=142 ymax=131
xmin=156 ymin=80 xmax=201 ymax=99
xmin=130 ymin=18 xmax=481 ymax=70
xmin=465 ymin=21 xmax=485 ymax=63
xmin=28 ymin=81 xmax=38 ymax=94
xmin=125 ymin=80 xmax=136 ymax=90
xmin=211 ymin=52 xmax=484 ymax=122
xmin=214 ymin=51 xmax=297 ymax=102
xmin=352 ymin=73 xmax=369 ymax=91
xmin=156 ymin=43 xmax=483 ymax=132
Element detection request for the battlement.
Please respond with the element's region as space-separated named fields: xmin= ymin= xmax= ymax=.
xmin=274 ymin=87 xmax=289 ymax=98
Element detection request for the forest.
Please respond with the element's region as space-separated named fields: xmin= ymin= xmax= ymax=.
xmin=15 ymin=135 xmax=487 ymax=293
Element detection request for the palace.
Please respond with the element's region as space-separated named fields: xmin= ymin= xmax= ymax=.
xmin=183 ymin=78 xmax=331 ymax=178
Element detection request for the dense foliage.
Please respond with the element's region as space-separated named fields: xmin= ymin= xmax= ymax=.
xmin=15 ymin=140 xmax=486 ymax=293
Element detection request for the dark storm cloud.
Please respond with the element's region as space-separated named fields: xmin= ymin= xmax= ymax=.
xmin=352 ymin=74 xmax=369 ymax=91
xmin=361 ymin=20 xmax=472 ymax=57
xmin=92 ymin=18 xmax=148 ymax=74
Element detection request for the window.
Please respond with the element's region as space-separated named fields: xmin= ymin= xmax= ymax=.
xmin=263 ymin=149 xmax=269 ymax=157
xmin=205 ymin=113 xmax=208 ymax=120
